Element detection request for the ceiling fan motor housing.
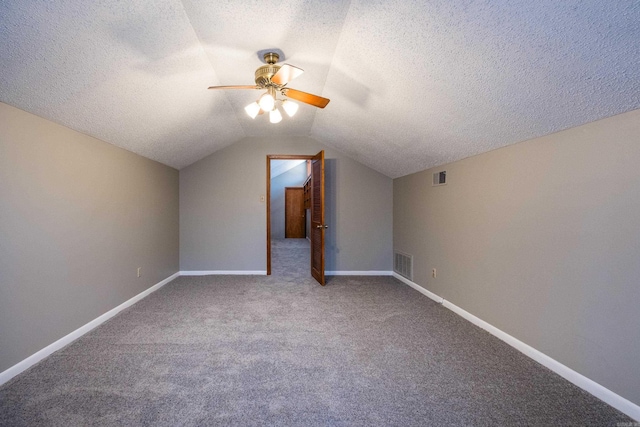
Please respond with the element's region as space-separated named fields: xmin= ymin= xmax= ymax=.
xmin=255 ymin=64 xmax=281 ymax=88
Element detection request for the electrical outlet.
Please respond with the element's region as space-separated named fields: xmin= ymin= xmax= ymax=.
xmin=432 ymin=268 xmax=437 ymax=278
xmin=137 ymin=267 xmax=141 ymax=278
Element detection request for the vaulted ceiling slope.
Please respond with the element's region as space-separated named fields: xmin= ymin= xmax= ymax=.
xmin=1 ymin=1 xmax=638 ymax=178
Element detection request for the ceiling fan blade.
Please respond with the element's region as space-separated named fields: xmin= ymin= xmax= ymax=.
xmin=207 ymin=85 xmax=260 ymax=90
xmin=271 ymin=64 xmax=304 ymax=85
xmin=283 ymin=88 xmax=330 ymax=108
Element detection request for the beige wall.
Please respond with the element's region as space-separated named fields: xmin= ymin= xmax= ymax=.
xmin=393 ymin=109 xmax=640 ymax=406
xmin=0 ymin=103 xmax=179 ymax=373
xmin=180 ymin=136 xmax=393 ymax=272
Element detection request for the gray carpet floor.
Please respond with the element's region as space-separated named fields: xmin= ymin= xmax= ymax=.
xmin=0 ymin=239 xmax=633 ymax=426
xmin=271 ymin=238 xmax=310 ymax=278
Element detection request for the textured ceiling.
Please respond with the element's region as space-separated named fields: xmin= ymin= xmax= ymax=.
xmin=1 ymin=1 xmax=639 ymax=177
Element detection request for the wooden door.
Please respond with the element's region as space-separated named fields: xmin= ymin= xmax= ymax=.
xmin=310 ymin=151 xmax=325 ymax=285
xmin=285 ymin=187 xmax=305 ymax=238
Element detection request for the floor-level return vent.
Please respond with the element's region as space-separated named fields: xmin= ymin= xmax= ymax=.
xmin=394 ymin=251 xmax=413 ymax=281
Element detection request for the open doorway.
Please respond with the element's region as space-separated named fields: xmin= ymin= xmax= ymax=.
xmin=268 ymin=157 xmax=310 ymax=277
xmin=266 ymin=152 xmax=325 ymax=284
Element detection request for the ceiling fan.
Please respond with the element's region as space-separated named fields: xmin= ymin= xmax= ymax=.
xmin=208 ymin=52 xmax=330 ymax=123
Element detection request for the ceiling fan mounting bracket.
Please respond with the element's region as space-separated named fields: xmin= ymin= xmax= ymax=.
xmin=263 ymin=52 xmax=279 ymax=65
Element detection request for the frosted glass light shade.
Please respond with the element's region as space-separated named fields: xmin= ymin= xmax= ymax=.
xmin=258 ymin=93 xmax=275 ymax=111
xmin=282 ymin=100 xmax=299 ymax=117
xmin=269 ymin=108 xmax=282 ymax=123
xmin=244 ymin=102 xmax=261 ymax=119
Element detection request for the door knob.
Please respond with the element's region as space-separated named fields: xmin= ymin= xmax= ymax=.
xmin=316 ymin=224 xmax=329 ymax=229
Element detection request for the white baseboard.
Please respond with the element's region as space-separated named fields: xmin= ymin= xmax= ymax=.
xmin=180 ymin=271 xmax=392 ymax=277
xmin=392 ymin=273 xmax=443 ymax=303
xmin=326 ymin=271 xmax=393 ymax=276
xmin=394 ymin=275 xmax=640 ymax=421
xmin=0 ymin=272 xmax=180 ymax=387
xmin=179 ymin=270 xmax=267 ymax=276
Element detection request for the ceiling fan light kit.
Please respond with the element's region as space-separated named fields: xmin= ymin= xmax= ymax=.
xmin=258 ymin=91 xmax=275 ymax=112
xmin=269 ymin=108 xmax=283 ymax=124
xmin=244 ymin=102 xmax=261 ymax=119
xmin=208 ymin=52 xmax=330 ymax=124
xmin=282 ymin=99 xmax=299 ymax=117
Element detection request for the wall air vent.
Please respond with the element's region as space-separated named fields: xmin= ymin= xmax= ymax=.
xmin=394 ymin=250 xmax=413 ymax=281
xmin=432 ymin=170 xmax=447 ymax=186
